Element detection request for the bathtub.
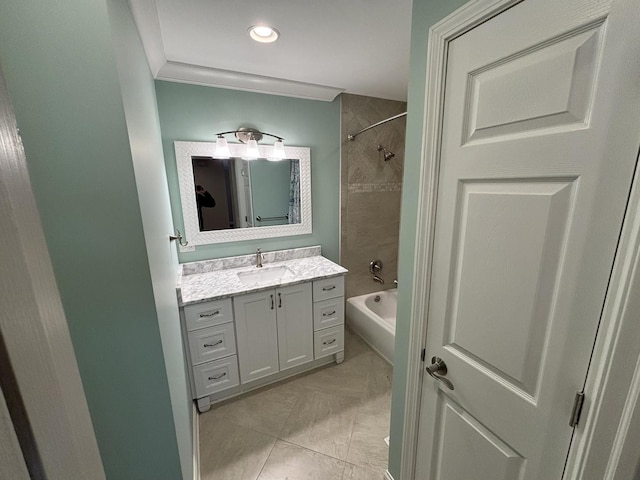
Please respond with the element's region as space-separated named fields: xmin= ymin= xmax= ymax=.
xmin=346 ymin=289 xmax=396 ymax=365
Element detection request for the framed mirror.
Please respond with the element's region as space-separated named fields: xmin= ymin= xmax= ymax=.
xmin=174 ymin=141 xmax=312 ymax=245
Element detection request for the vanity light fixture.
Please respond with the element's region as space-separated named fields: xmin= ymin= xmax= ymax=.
xmin=248 ymin=25 xmax=280 ymax=43
xmin=213 ymin=127 xmax=286 ymax=161
xmin=269 ymin=140 xmax=286 ymax=161
xmin=213 ymin=135 xmax=231 ymax=159
xmin=244 ymin=138 xmax=260 ymax=160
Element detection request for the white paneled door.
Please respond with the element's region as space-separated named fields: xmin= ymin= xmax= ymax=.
xmin=415 ymin=0 xmax=640 ymax=478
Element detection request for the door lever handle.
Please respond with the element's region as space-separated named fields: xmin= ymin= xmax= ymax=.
xmin=426 ymin=356 xmax=454 ymax=391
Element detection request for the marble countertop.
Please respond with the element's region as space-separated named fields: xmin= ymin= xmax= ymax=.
xmin=178 ymin=254 xmax=347 ymax=306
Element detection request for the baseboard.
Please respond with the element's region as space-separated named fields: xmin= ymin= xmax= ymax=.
xmin=384 ymin=470 xmax=395 ymax=480
xmin=200 ymin=354 xmax=336 ymax=408
xmin=192 ymin=403 xmax=200 ymax=480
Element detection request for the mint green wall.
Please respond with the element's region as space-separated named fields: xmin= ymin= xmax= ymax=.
xmin=106 ymin=1 xmax=192 ymax=478
xmin=0 ymin=1 xmax=182 ymax=479
xmin=388 ymin=0 xmax=468 ymax=478
xmin=155 ymin=81 xmax=341 ymax=263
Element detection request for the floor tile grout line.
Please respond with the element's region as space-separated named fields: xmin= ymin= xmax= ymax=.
xmin=199 ymin=331 xmax=389 ymax=479
xmin=347 ymin=363 xmax=393 ymax=473
xmin=275 ymin=440 xmax=351 ymax=480
xmin=274 ymin=388 xmax=365 ymax=464
xmin=342 ymin=461 xmax=388 ymax=479
xmin=345 ymin=401 xmax=392 ymax=472
xmin=340 ymin=459 xmax=348 ymax=480
xmin=198 ymin=415 xmax=280 ymax=480
xmin=279 ymin=437 xmax=346 ymax=463
xmin=274 ymin=388 xmax=301 ymax=440
xmin=344 ymin=369 xmax=370 ymax=468
xmin=254 ymin=436 xmax=278 ymax=480
xmin=276 ymin=438 xmax=351 ymax=465
xmin=286 ymin=341 xmax=370 ymax=466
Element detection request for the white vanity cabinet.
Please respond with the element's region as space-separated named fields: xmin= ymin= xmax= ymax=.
xmin=178 ymin=252 xmax=347 ymax=413
xmin=181 ymin=298 xmax=241 ymax=412
xmin=234 ymin=282 xmax=314 ymax=384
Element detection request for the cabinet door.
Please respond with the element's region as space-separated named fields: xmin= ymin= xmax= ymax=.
xmin=276 ymin=283 xmax=313 ymax=371
xmin=233 ymin=290 xmax=279 ymax=384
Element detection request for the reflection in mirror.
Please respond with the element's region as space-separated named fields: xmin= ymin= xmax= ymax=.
xmin=174 ymin=141 xmax=311 ymax=246
xmin=192 ymin=157 xmax=301 ymax=232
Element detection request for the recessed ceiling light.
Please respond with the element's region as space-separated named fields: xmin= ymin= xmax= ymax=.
xmin=248 ymin=25 xmax=280 ymax=43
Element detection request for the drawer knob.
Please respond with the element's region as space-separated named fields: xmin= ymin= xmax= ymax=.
xmin=203 ymin=340 xmax=223 ymax=348
xmin=322 ymin=310 xmax=336 ymax=317
xmin=322 ymin=285 xmax=336 ymax=291
xmin=323 ymin=338 xmax=337 ymax=346
xmin=208 ymin=372 xmax=227 ymax=381
xmin=199 ymin=310 xmax=220 ymax=318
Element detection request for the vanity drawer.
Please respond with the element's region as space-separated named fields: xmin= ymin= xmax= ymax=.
xmin=184 ymin=298 xmax=233 ymax=331
xmin=188 ymin=322 xmax=237 ymax=366
xmin=313 ymin=297 xmax=344 ymax=331
xmin=314 ymin=325 xmax=344 ymax=359
xmin=193 ymin=356 xmax=240 ymax=397
xmin=312 ymin=276 xmax=344 ymax=302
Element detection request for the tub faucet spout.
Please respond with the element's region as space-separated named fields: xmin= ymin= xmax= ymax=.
xmin=373 ymin=275 xmax=384 ymax=284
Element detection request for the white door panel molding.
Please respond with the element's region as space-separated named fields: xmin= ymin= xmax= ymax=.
xmin=403 ymin=0 xmax=640 ymax=478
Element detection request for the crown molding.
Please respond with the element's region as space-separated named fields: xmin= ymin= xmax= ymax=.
xmin=128 ymin=0 xmax=343 ymax=101
xmin=127 ymin=0 xmax=166 ymax=75
xmin=156 ymin=61 xmax=343 ymax=101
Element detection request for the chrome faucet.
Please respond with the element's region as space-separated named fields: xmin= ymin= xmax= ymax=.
xmin=373 ymin=275 xmax=384 ymax=284
xmin=256 ymin=248 xmax=264 ymax=268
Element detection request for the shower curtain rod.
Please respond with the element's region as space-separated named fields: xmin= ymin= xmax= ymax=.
xmin=347 ymin=112 xmax=407 ymax=141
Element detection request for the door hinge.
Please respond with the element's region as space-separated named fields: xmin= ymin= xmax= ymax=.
xmin=569 ymin=391 xmax=585 ymax=427
xmin=421 ymin=348 xmax=426 ymax=362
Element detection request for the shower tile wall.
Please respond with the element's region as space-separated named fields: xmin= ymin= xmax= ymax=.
xmin=341 ymin=94 xmax=406 ymax=298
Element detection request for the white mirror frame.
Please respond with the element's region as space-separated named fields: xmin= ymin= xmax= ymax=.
xmin=174 ymin=141 xmax=312 ymax=245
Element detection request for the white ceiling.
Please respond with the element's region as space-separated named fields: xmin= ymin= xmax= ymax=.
xmin=129 ymin=0 xmax=413 ymax=102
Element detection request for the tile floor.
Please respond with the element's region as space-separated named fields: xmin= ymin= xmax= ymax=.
xmin=199 ymin=328 xmax=392 ymax=480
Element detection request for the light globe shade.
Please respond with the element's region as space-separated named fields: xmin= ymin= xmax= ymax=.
xmin=243 ymin=139 xmax=259 ymax=160
xmin=213 ymin=136 xmax=231 ymax=159
xmin=268 ymin=140 xmax=286 ymax=161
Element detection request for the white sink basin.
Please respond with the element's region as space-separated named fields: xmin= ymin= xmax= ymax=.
xmin=237 ymin=265 xmax=292 ymax=286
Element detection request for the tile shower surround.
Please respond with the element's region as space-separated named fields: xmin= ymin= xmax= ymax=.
xmin=341 ymin=94 xmax=407 ymax=298
xmin=199 ymin=328 xmax=392 ymax=480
